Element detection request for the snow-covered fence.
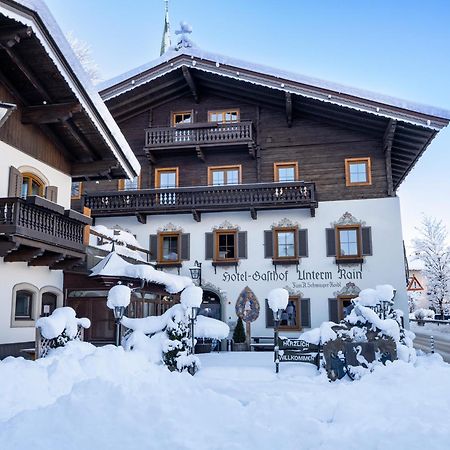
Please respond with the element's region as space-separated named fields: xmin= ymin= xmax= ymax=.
xmin=35 ymin=307 xmax=91 ymax=358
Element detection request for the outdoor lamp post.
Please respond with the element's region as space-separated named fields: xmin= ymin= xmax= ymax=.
xmin=273 ymin=308 xmax=283 ymax=374
xmin=189 ymin=261 xmax=202 ymax=287
xmin=190 ymin=306 xmax=200 ymax=355
xmin=113 ymin=305 xmax=126 ymax=347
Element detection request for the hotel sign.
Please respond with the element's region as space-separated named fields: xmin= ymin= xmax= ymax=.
xmin=276 ymin=337 xmax=320 ymax=367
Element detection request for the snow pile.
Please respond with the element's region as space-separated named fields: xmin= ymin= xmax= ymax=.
xmin=195 ymin=315 xmax=229 ymax=340
xmin=1 ymin=345 xmax=450 ymax=449
xmin=414 ymin=308 xmax=435 ymax=320
xmin=90 ymin=252 xmax=193 ymax=293
xmin=180 ymin=285 xmax=203 ymax=309
xmin=267 ymin=288 xmax=289 ymax=312
xmin=36 ymin=307 xmax=90 ymax=340
xmin=106 ymin=284 xmax=131 ymax=309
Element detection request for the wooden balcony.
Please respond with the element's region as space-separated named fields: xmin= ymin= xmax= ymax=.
xmin=145 ymin=121 xmax=257 ymax=160
xmin=84 ymin=181 xmax=318 ymax=223
xmin=0 ymin=196 xmax=91 ymax=269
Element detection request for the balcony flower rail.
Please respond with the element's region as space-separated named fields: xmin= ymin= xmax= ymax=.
xmin=84 ymin=181 xmax=318 ymax=219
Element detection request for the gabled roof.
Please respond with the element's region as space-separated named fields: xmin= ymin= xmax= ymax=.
xmin=100 ymin=46 xmax=450 ymax=130
xmin=99 ymin=46 xmax=449 ymax=190
xmin=0 ymin=0 xmax=140 ymax=179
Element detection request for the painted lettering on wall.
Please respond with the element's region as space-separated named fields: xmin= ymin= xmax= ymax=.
xmin=223 ymin=270 xmax=289 ymax=283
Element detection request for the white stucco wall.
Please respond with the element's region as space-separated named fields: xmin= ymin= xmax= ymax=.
xmin=96 ymin=196 xmax=408 ymax=337
xmin=0 ymin=262 xmax=63 ymax=344
xmin=0 ymin=140 xmax=72 ymax=208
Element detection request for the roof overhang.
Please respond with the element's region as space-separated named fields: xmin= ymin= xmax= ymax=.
xmin=0 ymin=101 xmax=15 ymax=127
xmin=0 ymin=0 xmax=140 ymax=180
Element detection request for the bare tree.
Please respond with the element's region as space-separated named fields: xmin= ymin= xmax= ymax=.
xmin=66 ymin=31 xmax=102 ymax=85
xmin=413 ymin=216 xmax=450 ymax=317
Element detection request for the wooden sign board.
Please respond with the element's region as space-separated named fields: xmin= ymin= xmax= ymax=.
xmin=277 ymin=337 xmax=319 ymax=353
xmin=278 ymin=351 xmax=320 ymax=365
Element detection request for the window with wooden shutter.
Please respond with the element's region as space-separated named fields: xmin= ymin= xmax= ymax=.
xmin=298 ymin=229 xmax=308 ymax=258
xmin=337 ymin=296 xmax=356 ymax=321
xmin=265 ymin=296 xmax=301 ymax=331
xmin=149 ymin=234 xmax=158 ymax=261
xmin=326 ymin=228 xmax=336 ymax=257
xmin=214 ymin=229 xmax=237 ymax=262
xmin=361 ymin=227 xmax=372 ymax=256
xmin=157 ymin=231 xmax=181 ymax=265
xmin=21 ymin=172 xmax=45 ymax=198
xmin=264 ymin=230 xmax=273 ymax=258
xmin=180 ymin=234 xmax=190 ymax=260
xmin=300 ymin=298 xmax=311 ymax=328
xmin=328 ymin=298 xmax=339 ymax=323
xmin=205 ymin=232 xmax=214 ymax=260
xmin=45 ymin=186 xmax=58 ymax=203
xmin=8 ymin=166 xmax=22 ymax=197
xmin=237 ymin=231 xmax=247 ymax=259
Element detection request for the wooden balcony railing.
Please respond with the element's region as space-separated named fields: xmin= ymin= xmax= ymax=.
xmin=84 ymin=181 xmax=318 ymax=221
xmin=0 ymin=196 xmax=90 ymax=255
xmin=145 ymin=121 xmax=255 ymax=149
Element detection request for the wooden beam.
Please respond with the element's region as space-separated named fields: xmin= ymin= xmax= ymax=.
xmin=192 ymin=210 xmax=201 ymax=222
xmin=71 ymin=160 xmax=120 ymax=178
xmin=3 ymin=247 xmax=44 ymax=262
xmin=21 ymin=102 xmax=82 ymax=124
xmin=28 ymin=252 xmax=66 ymax=267
xmin=2 ymin=46 xmax=51 ymax=102
xmin=65 ymin=118 xmax=99 ymax=159
xmin=136 ymin=212 xmax=147 ymax=224
xmin=285 ymin=92 xmax=293 ymax=127
xmin=145 ymin=150 xmax=156 ymax=164
xmin=383 ymin=119 xmax=397 ymax=197
xmin=250 ymin=208 xmax=257 ymax=220
xmin=0 ymin=240 xmax=18 ymax=257
xmin=182 ymin=66 xmax=199 ymax=103
xmin=0 ymin=25 xmax=32 ymax=49
xmin=50 ymin=257 xmax=84 ymax=271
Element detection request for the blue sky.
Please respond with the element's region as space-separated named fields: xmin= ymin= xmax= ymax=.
xmin=46 ymin=0 xmax=450 ymax=247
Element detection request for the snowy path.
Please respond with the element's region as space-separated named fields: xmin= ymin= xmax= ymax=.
xmin=1 ymin=343 xmax=450 ymax=450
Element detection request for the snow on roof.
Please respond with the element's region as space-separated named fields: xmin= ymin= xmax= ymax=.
xmin=408 ymin=257 xmax=425 ymax=271
xmin=99 ymin=46 xmax=450 ymax=128
xmin=90 ymin=252 xmax=193 ymax=294
xmin=1 ymin=0 xmax=140 ymax=178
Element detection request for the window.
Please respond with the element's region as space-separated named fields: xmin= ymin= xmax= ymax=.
xmin=336 ymin=225 xmax=361 ymax=259
xmin=266 ymin=296 xmax=301 ymax=331
xmin=119 ymin=176 xmax=140 ymax=191
xmin=15 ymin=290 xmax=33 ymax=320
xmin=338 ymin=296 xmax=356 ymax=321
xmin=208 ymin=109 xmax=240 ymax=123
xmin=208 ymin=166 xmax=241 ymax=186
xmin=155 ymin=168 xmax=178 ymax=188
xmin=158 ymin=232 xmax=180 ymax=263
xmin=215 ymin=230 xmax=237 ymax=261
xmin=21 ymin=173 xmax=45 ymax=198
xmin=345 ymin=157 xmax=372 ymax=186
xmin=274 ymin=162 xmax=299 ymax=182
xmin=172 ymin=111 xmax=193 ymax=125
xmin=71 ymin=181 xmax=83 ymax=199
xmin=41 ymin=292 xmax=58 ymax=316
xmin=274 ymin=228 xmax=298 ymax=259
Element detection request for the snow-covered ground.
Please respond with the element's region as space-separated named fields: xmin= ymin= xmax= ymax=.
xmin=1 ymin=343 xmax=450 ymax=450
xmin=411 ymin=322 xmax=450 ymax=340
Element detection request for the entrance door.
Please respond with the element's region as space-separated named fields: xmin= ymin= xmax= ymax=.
xmin=200 ymin=291 xmax=222 ymax=320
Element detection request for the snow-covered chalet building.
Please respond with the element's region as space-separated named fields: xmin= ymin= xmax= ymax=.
xmin=0 ymin=0 xmax=139 ymax=357
xmin=68 ymin=25 xmax=450 ymax=343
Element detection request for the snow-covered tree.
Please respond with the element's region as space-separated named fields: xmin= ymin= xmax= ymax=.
xmin=413 ymin=216 xmax=450 ymax=317
xmin=66 ymin=31 xmax=102 ymax=84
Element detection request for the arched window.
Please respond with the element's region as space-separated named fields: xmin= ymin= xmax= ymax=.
xmin=41 ymin=292 xmax=58 ymax=316
xmin=15 ymin=289 xmax=34 ymax=320
xmin=21 ymin=172 xmax=45 ymax=198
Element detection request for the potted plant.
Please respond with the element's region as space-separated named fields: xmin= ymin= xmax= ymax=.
xmin=232 ymin=317 xmax=247 ymax=351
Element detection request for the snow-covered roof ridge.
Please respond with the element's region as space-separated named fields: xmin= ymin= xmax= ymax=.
xmin=99 ymin=46 xmax=450 ymax=126
xmin=1 ymin=0 xmax=140 ymax=178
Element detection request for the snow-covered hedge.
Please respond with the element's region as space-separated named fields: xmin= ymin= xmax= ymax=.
xmin=414 ymin=308 xmax=435 ymax=320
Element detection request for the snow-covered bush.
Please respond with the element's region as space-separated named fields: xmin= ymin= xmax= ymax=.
xmin=414 ymin=308 xmax=435 ymax=321
xmin=36 ymin=307 xmax=91 ymax=357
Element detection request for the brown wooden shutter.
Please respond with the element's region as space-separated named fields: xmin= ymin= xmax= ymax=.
xmin=298 ymin=229 xmax=308 ymax=258
xmin=8 ymin=166 xmax=22 ymax=197
xmin=180 ymin=233 xmax=190 ymax=260
xmin=328 ymin=298 xmax=339 ymax=323
xmin=265 ymin=299 xmax=274 ymax=328
xmin=45 ymin=186 xmax=58 ymax=203
xmin=326 ymin=228 xmax=336 ymax=257
xmin=237 ymin=231 xmax=247 ymax=259
xmin=361 ymin=227 xmax=372 ymax=256
xmin=264 ymin=230 xmax=273 ymax=258
xmin=149 ymin=234 xmax=158 ymax=261
xmin=300 ymin=298 xmax=311 ymax=328
xmin=205 ymin=232 xmax=214 ymax=260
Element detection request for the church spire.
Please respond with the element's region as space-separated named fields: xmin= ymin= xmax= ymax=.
xmin=160 ymin=0 xmax=171 ymax=56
